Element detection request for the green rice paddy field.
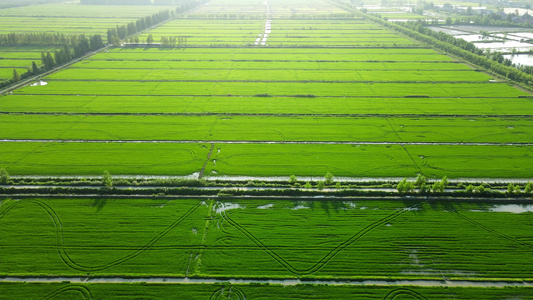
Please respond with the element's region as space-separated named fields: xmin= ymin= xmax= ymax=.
xmin=1 ymin=0 xmax=533 ymax=299
xmin=1 ymin=283 xmax=532 ymax=299
xmin=189 ymin=0 xmax=348 ymax=18
xmin=1 ymin=198 xmax=533 ymax=280
xmin=1 ymin=44 xmax=532 ymax=178
xmin=139 ymin=19 xmax=417 ymax=46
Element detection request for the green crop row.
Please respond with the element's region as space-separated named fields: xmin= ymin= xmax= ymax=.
xmin=73 ymin=60 xmax=469 ymax=70
xmin=13 ymin=80 xmax=526 ymax=97
xmin=2 ymin=282 xmax=532 ymax=300
xmin=2 ymin=114 xmax=532 ymax=143
xmin=0 ymin=3 xmax=177 ymax=17
xmin=0 ymin=142 xmax=209 ymax=176
xmin=1 ymin=198 xmax=533 ymax=279
xmin=204 ymin=143 xmax=533 ymax=178
xmin=95 ymin=48 xmax=451 ymax=62
xmin=1 ymin=142 xmax=531 ymax=178
xmin=3 ymin=95 xmax=530 ymax=115
xmin=50 ymin=68 xmax=489 ymax=82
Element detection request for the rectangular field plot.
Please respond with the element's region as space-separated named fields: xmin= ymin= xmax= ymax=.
xmin=199 ymin=199 xmax=533 ymax=279
xmin=203 ymin=144 xmax=533 ymax=178
xmin=266 ymin=20 xmax=417 ymax=46
xmin=3 ymin=95 xmax=532 ymax=116
xmin=14 ymin=80 xmax=524 ymax=98
xmin=0 ymin=198 xmax=208 ymax=276
xmin=1 ymin=142 xmax=530 ymax=178
xmin=138 ymin=19 xmax=265 ymax=46
xmin=2 ymin=198 xmax=532 ymax=280
xmin=0 ymin=3 xmax=177 ymax=18
xmin=189 ymin=0 xmax=347 ymax=18
xmin=1 ymin=283 xmax=532 ymax=300
xmin=0 ymin=142 xmax=209 ymax=176
xmin=2 ymin=115 xmax=533 ymax=144
xmin=188 ymin=0 xmax=267 ymax=17
xmin=139 ymin=18 xmax=418 ymax=46
xmin=0 ymin=17 xmax=138 ymax=36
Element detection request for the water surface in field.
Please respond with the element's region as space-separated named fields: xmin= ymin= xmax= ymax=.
xmin=489 ymin=204 xmax=533 ymax=214
xmin=214 ymin=202 xmax=244 ymax=214
xmin=257 ymin=203 xmax=274 ymax=209
xmin=503 ymin=54 xmax=533 ymax=66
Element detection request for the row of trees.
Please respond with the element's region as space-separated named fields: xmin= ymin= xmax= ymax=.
xmin=81 ymin=0 xmax=151 ymax=4
xmin=331 ymin=1 xmax=533 ymax=88
xmin=175 ymin=0 xmax=210 ymax=14
xmin=81 ymin=0 xmax=204 ymax=6
xmin=0 ymin=32 xmax=85 ymax=46
xmin=399 ymin=20 xmax=533 ymax=79
xmin=397 ymin=175 xmax=448 ymax=193
xmin=40 ymin=34 xmax=104 ymax=70
xmin=107 ymin=10 xmax=172 ymax=44
xmin=2 ymin=10 xmax=173 ymax=88
xmin=0 ymin=0 xmax=63 ymax=9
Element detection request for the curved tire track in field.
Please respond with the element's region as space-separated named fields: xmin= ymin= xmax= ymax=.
xmin=0 ymin=199 xmax=201 ymax=272
xmin=453 ymin=211 xmax=533 ymax=250
xmin=210 ymin=286 xmax=246 ymax=300
xmin=221 ymin=206 xmax=414 ymax=276
xmin=384 ymin=288 xmax=427 ymax=300
xmin=39 ymin=285 xmax=92 ymax=300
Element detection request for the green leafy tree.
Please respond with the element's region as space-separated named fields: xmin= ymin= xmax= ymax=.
xmin=405 ymin=181 xmax=414 ymax=193
xmin=441 ymin=175 xmax=449 ymax=189
xmin=12 ymin=69 xmax=20 ymax=82
xmin=0 ymin=168 xmax=9 ymax=184
xmin=525 ymin=182 xmax=533 ymax=194
xmin=289 ymin=175 xmax=297 ymax=185
xmin=414 ymin=174 xmax=426 ymax=188
xmin=31 ymin=61 xmax=39 ymax=74
xmin=475 ymin=185 xmax=485 ymax=194
xmin=304 ymin=182 xmax=312 ymax=189
xmin=397 ymin=178 xmax=407 ymax=193
xmin=146 ymin=34 xmax=154 ymax=44
xmin=507 ymin=183 xmax=515 ymax=194
xmin=466 ymin=184 xmax=474 ymax=194
xmin=317 ymin=181 xmax=325 ymax=190
xmin=514 ymin=185 xmax=521 ymax=194
xmin=446 ymin=17 xmax=452 ymax=25
xmin=335 ymin=182 xmax=342 ymax=189
xmin=419 ymin=182 xmax=428 ymax=194
xmin=102 ymin=170 xmax=113 ymax=188
xmin=324 ymin=172 xmax=334 ymax=185
xmin=431 ymin=181 xmax=444 ymax=193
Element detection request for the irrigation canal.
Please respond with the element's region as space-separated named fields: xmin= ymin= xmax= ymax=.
xmin=1 ymin=276 xmax=532 ymax=288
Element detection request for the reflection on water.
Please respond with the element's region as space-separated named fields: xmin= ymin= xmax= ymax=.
xmin=214 ymin=202 xmax=244 ymax=214
xmin=489 ymin=204 xmax=533 ymax=214
xmin=503 ymin=54 xmax=533 ymax=66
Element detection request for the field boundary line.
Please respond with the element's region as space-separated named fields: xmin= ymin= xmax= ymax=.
xmin=2 ymin=112 xmax=532 ymax=119
xmin=3 ymin=275 xmax=533 ymax=287
xmin=41 ymin=79 xmax=503 ymax=84
xmin=2 ymin=139 xmax=533 ymax=146
xmin=10 ymin=93 xmax=527 ymax=99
